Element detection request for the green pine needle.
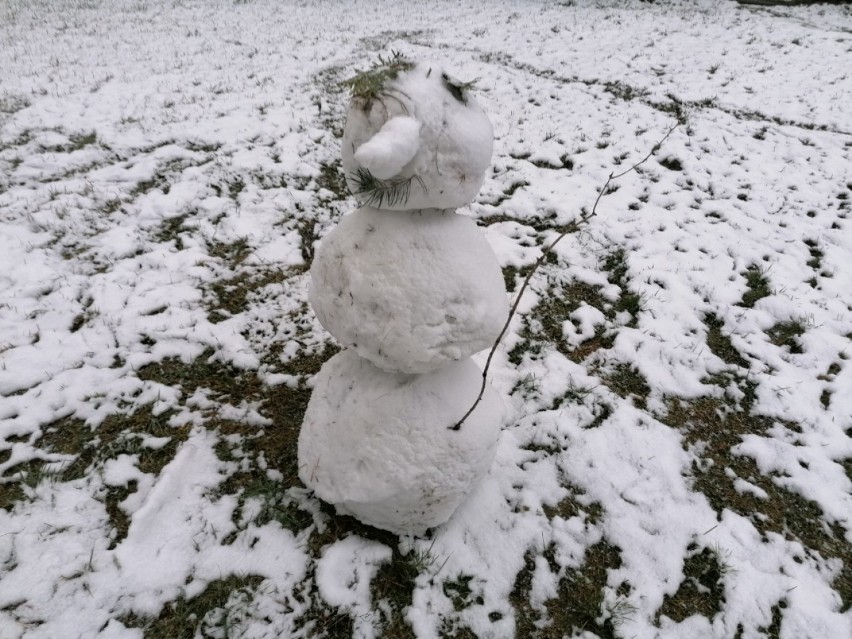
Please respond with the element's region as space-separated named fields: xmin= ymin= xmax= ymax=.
xmin=342 ymin=51 xmax=414 ymax=108
xmin=348 ymin=167 xmax=424 ymax=208
xmin=442 ymin=73 xmax=478 ymax=105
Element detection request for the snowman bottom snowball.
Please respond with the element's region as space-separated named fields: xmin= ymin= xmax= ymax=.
xmin=298 ymin=349 xmax=503 ymax=535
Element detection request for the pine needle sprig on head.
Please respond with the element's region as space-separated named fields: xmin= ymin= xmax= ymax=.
xmin=349 ymin=167 xmax=424 ymax=208
xmin=343 ymin=51 xmax=414 ymax=110
xmin=442 ymin=74 xmax=478 ymax=105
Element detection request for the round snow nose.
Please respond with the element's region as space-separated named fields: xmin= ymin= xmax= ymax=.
xmin=353 ymin=115 xmax=421 ymax=180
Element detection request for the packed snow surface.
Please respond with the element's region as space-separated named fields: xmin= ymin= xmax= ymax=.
xmin=0 ymin=0 xmax=851 ymax=638
xmin=309 ymin=207 xmax=508 ymax=373
xmin=342 ymin=62 xmax=494 ymax=210
xmin=298 ymin=350 xmax=503 ymax=535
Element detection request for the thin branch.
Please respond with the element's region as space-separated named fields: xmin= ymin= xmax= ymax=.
xmin=449 ymin=123 xmax=679 ymax=431
xmin=611 ymin=123 xmax=678 ymax=180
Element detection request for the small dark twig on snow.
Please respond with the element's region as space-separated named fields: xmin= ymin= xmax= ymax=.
xmin=449 ymin=123 xmax=678 ymax=431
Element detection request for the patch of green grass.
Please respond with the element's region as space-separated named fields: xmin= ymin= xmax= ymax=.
xmin=819 ymin=362 xmax=842 ymax=380
xmin=25 ymin=418 xmax=103 ymax=481
xmin=439 ymin=624 xmax=479 ymax=639
xmin=656 ymin=544 xmax=729 ymax=623
xmin=228 ymin=176 xmax=245 ymax=199
xmin=101 ymin=197 xmax=123 ymax=215
xmin=123 ymin=574 xmax=265 ymax=639
xmin=536 ymin=377 xmax=601 ymax=414
xmin=295 ymin=218 xmax=317 ymax=264
xmin=363 ymin=544 xmax=430 ymax=639
xmin=543 ymin=486 xmax=603 ymax=524
xmin=216 ymin=440 xmax=313 ymax=537
xmin=602 ymin=248 xmax=642 ymax=323
xmin=737 ymin=265 xmax=771 ymax=308
xmin=569 ymin=330 xmax=617 ymax=367
xmin=0 ymin=405 xmax=191 ymax=521
xmin=443 ymin=575 xmax=482 ymax=612
xmin=540 ymin=283 xmax=601 ymax=344
xmin=585 ymin=401 xmax=614 ymax=429
xmin=131 ymin=158 xmax=204 ymax=198
xmin=478 ymin=208 xmax=576 ymax=235
xmin=316 ymin=160 xmax=349 ymax=201
xmin=0 ymin=94 xmax=30 ymax=115
xmin=662 ymin=396 xmax=851 ymax=611
xmin=312 ymin=65 xmax=350 ymax=139
xmin=507 ymin=276 xmax=617 ymax=366
xmin=279 ymin=340 xmax=341 ymax=379
xmin=704 ymin=313 xmax=749 ymax=368
xmin=293 ymin=597 xmax=356 ymax=639
xmin=208 ymin=236 xmax=251 ymax=265
xmin=68 ymin=131 xmax=97 ymax=151
xmin=0 ymin=129 xmax=34 ymax=152
xmin=82 ymin=411 xmax=187 ymax=544
xmin=702 ymin=371 xmax=758 ymax=410
xmin=510 ymin=546 xmax=554 ymax=638
xmin=130 ymin=173 xmax=171 ymax=197
xmin=69 ymin=295 xmax=96 ymax=332
xmin=287 ymin=508 xmax=424 ymax=638
xmin=39 ymin=409 xmax=188 ymax=482
xmin=601 ymin=363 xmax=650 ymax=409
xmin=152 ymin=215 xmax=187 ymax=249
xmin=138 ymin=345 xmax=327 ymax=482
xmin=70 ymin=310 xmax=95 ymax=333
xmin=184 ymin=140 xmax=221 ymax=153
xmin=648 ymin=94 xmax=688 ymax=124
xmin=510 ymin=540 xmax=625 ymax=638
xmin=206 ymin=267 xmax=301 ymax=324
xmin=209 ymin=176 xmax=251 ymax=198
xmin=103 ymin=480 xmax=138 ymax=550
xmin=604 ymin=80 xmax=648 ymax=103
xmin=486 ymin=180 xmax=529 ymax=207
xmin=135 ymin=335 xmax=338 ymax=544
xmin=758 ymin=601 xmax=784 ymax=639
xmin=529 ymin=156 xmax=564 ymax=170
xmin=658 ymin=156 xmax=683 ymax=172
xmin=766 ymin=320 xmax=806 ymax=354
xmin=0 ymin=460 xmax=39 ymax=511
xmin=133 ymin=338 xmax=414 ymax=634
xmin=202 ymin=215 xmax=319 ymax=324
xmin=804 ymin=238 xmax=823 ymax=271
xmin=501 ymin=263 xmax=535 ymax=294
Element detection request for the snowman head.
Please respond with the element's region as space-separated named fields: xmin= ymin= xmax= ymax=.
xmin=341 ymin=55 xmax=493 ymax=211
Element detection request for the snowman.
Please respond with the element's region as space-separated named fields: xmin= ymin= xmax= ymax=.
xmin=298 ymin=55 xmax=508 ymax=535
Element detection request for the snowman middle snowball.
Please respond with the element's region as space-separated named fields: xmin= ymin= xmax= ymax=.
xmin=309 ymin=207 xmax=507 ymax=374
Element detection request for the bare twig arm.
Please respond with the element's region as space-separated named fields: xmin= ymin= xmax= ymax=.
xmin=449 ymin=123 xmax=679 ymax=431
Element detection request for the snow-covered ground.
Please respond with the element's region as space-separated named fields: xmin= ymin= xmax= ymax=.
xmin=1 ymin=0 xmax=850 ymax=637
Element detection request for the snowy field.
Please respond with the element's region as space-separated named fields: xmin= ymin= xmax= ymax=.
xmin=1 ymin=0 xmax=851 ymax=637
